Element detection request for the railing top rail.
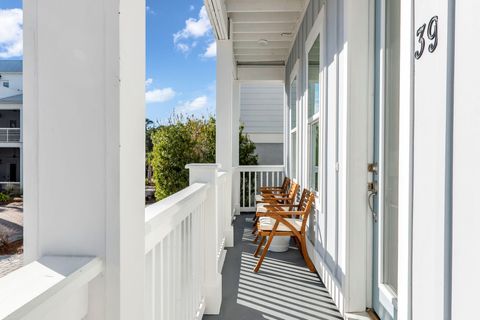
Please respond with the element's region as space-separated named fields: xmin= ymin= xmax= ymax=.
xmin=236 ymin=165 xmax=285 ymax=172
xmin=0 ymin=256 xmax=102 ymax=319
xmin=145 ymin=183 xmax=208 ymax=253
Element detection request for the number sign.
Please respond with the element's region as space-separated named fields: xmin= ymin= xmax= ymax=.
xmin=415 ymin=16 xmax=438 ymax=60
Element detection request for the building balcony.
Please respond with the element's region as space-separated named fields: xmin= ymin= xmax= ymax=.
xmin=0 ymin=128 xmax=21 ymax=143
xmin=0 ymin=164 xmax=344 ymax=320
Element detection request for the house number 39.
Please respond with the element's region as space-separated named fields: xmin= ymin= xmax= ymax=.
xmin=414 ymin=16 xmax=438 ymax=60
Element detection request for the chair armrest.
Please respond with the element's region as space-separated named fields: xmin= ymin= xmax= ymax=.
xmin=263 ymin=204 xmax=300 ymax=209
xmin=257 ymin=211 xmax=303 ymax=217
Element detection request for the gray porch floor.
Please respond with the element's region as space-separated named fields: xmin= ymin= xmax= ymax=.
xmin=204 ymin=214 xmax=343 ymax=320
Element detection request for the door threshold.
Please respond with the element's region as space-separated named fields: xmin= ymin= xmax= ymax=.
xmin=345 ymin=309 xmax=380 ymax=320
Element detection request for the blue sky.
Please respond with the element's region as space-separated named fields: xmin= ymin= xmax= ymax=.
xmin=0 ymin=0 xmax=216 ymax=123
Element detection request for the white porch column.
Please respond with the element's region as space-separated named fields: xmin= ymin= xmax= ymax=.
xmin=232 ymin=80 xmax=241 ymax=217
xmin=187 ymin=164 xmax=222 ymax=314
xmin=216 ymin=40 xmax=236 ymax=246
xmin=23 ymin=1 xmax=145 ymax=319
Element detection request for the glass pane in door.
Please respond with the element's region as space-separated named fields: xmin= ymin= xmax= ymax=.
xmin=382 ymin=0 xmax=400 ymax=292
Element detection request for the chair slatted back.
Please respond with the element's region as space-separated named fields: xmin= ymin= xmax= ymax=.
xmin=280 ymin=177 xmax=290 ymax=193
xmin=286 ymin=182 xmax=299 ymax=204
xmin=298 ymin=189 xmax=315 ymax=232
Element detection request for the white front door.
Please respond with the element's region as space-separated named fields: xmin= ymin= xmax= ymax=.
xmin=372 ymin=0 xmax=400 ymax=318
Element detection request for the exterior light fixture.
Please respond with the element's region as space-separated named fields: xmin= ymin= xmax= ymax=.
xmin=258 ymin=39 xmax=269 ymax=46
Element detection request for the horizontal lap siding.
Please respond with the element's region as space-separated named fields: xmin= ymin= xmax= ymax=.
xmin=240 ymin=84 xmax=284 ymax=134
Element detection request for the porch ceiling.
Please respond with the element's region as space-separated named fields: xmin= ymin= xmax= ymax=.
xmin=226 ymin=0 xmax=307 ymax=65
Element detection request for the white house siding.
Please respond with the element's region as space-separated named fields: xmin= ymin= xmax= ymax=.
xmin=240 ymin=84 xmax=284 ymax=165
xmin=0 ymin=74 xmax=23 ymax=100
xmin=407 ymin=1 xmax=480 ymax=319
xmin=284 ymin=0 xmax=480 ymax=319
xmin=284 ymin=0 xmax=371 ymax=315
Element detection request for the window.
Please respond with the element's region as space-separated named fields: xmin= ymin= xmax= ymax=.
xmin=2 ymin=81 xmax=9 ymax=88
xmin=382 ymin=0 xmax=400 ymax=293
xmin=307 ymin=35 xmax=321 ymax=191
xmin=289 ymin=76 xmax=298 ymax=179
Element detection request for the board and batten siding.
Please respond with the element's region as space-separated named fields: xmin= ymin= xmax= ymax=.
xmin=284 ymin=0 xmax=371 ymax=315
xmin=239 ymin=84 xmax=284 ymax=135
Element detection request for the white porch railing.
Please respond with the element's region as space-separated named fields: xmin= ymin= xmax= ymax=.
xmin=0 ymin=256 xmax=102 ymax=319
xmin=0 ymin=165 xmax=230 ymax=320
xmin=144 ymin=164 xmax=230 ymax=319
xmin=236 ymin=165 xmax=285 ymax=212
xmin=144 ymin=183 xmax=208 ymax=320
xmin=0 ymin=128 xmax=21 ymax=143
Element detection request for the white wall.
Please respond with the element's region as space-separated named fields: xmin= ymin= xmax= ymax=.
xmin=284 ymin=0 xmax=371 ymax=314
xmin=240 ymin=83 xmax=284 ymax=135
xmin=23 ymin=0 xmax=145 ymax=318
xmin=451 ymin=3 xmax=480 ymax=318
xmin=0 ymin=73 xmax=23 ymax=99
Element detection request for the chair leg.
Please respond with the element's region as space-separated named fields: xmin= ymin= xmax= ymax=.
xmin=299 ymin=235 xmax=315 ymax=272
xmin=254 ymin=234 xmax=275 ymax=272
xmin=251 ymin=224 xmax=257 ymax=235
xmin=253 ymin=234 xmax=259 ymax=244
xmin=293 ymin=236 xmax=301 ymax=251
xmin=254 ymin=236 xmax=265 ymax=257
xmin=252 ymin=214 xmax=259 ymax=224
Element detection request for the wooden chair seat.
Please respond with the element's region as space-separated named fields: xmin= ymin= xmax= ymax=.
xmin=256 ymin=203 xmax=287 ymax=212
xmin=258 ymin=217 xmax=302 ymax=232
xmin=255 ymin=194 xmax=283 ymax=202
xmin=252 ymin=188 xmax=316 ymax=273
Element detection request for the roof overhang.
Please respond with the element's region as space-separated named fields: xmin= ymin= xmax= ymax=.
xmin=206 ymin=0 xmax=308 ymax=66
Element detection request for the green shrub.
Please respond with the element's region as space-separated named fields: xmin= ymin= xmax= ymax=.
xmin=150 ymin=115 xmax=258 ymax=201
xmin=0 ymin=192 xmax=11 ymax=203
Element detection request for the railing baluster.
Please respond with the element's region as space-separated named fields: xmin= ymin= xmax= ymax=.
xmin=242 ymin=171 xmax=245 ymax=209
xmin=254 ymin=172 xmax=257 ymax=197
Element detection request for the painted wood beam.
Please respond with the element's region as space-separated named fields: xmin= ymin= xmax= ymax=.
xmin=234 ymin=48 xmax=289 ymax=56
xmin=226 ymin=0 xmax=303 ymax=13
xmin=234 ymin=41 xmax=291 ymax=49
xmin=233 ymin=23 xmax=296 ymax=34
xmin=230 ymin=12 xmax=300 ymax=23
xmin=235 ymin=55 xmax=286 ymax=62
xmin=233 ymin=33 xmax=294 ymax=42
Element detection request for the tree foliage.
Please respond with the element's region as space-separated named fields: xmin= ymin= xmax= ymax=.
xmin=150 ymin=115 xmax=257 ymax=200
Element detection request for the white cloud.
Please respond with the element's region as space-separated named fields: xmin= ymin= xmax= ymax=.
xmin=0 ymin=9 xmax=23 ymax=58
xmin=145 ymin=78 xmax=153 ymax=88
xmin=176 ymin=43 xmax=190 ymax=53
xmin=146 ymin=87 xmax=176 ymax=103
xmin=173 ymin=6 xmax=211 ymax=53
xmin=203 ymin=41 xmax=216 ymax=58
xmin=176 ymin=96 xmax=208 ymax=113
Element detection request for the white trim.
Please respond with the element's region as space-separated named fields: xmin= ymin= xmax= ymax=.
xmin=289 ymin=59 xmax=300 ymax=84
xmin=247 ymin=133 xmax=283 ymax=144
xmin=397 ymin=0 xmax=414 ymax=318
xmin=304 ymin=8 xmax=325 ymax=195
xmin=288 ymin=59 xmax=300 ymax=180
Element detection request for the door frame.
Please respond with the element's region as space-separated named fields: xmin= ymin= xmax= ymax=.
xmin=372 ymin=0 xmax=404 ymax=318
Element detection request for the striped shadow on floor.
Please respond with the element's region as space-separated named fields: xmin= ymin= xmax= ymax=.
xmin=204 ymin=214 xmax=343 ymax=320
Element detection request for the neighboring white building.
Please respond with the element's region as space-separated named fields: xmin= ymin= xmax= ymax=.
xmin=240 ymin=83 xmax=284 ymax=165
xmin=0 ymin=60 xmax=22 ymax=192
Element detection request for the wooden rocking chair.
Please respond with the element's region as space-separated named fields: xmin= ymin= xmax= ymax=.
xmin=253 ymin=189 xmax=316 ymax=273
